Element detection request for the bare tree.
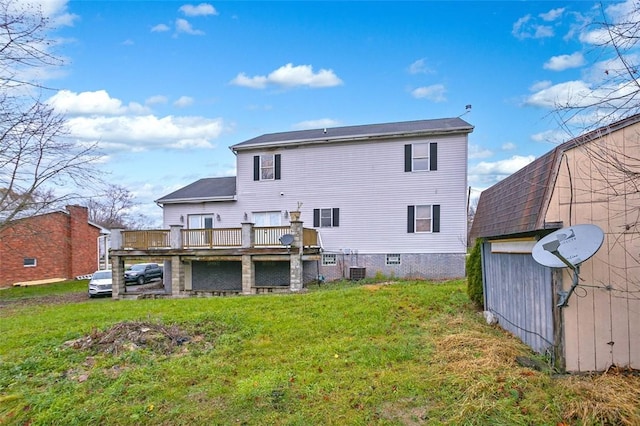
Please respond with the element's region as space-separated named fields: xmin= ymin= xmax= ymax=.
xmin=86 ymin=184 xmax=152 ymax=230
xmin=0 ymin=0 xmax=100 ymax=231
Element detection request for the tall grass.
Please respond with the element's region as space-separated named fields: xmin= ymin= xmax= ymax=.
xmin=0 ymin=280 xmax=638 ymax=425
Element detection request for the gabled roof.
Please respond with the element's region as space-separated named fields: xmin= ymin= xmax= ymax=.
xmin=470 ymin=113 xmax=640 ymax=239
xmin=231 ymin=117 xmax=474 ymax=151
xmin=155 ymin=177 xmax=236 ymax=205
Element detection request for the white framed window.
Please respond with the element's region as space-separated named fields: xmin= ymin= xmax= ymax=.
xmin=405 ymin=143 xmax=437 ymax=172
xmin=408 ymin=204 xmax=440 ymax=233
xmin=24 ymin=258 xmax=37 ymax=267
xmin=322 ymin=253 xmax=337 ymax=265
xmin=313 ymin=208 xmax=339 ymax=228
xmin=188 ymin=214 xmax=215 ymax=229
xmin=415 ymin=205 xmax=432 ymax=232
xmin=386 ymin=254 xmax=401 ymax=265
xmin=412 ymin=143 xmax=430 ymax=171
xmin=261 ymin=154 xmax=274 ymax=180
xmin=253 ymin=211 xmax=281 ymax=227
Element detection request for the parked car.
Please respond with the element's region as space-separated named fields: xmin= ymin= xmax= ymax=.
xmin=88 ymin=269 xmax=113 ymax=298
xmin=124 ymin=263 xmax=163 ymax=285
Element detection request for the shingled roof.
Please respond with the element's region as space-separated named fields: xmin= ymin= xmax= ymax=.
xmin=231 ymin=117 xmax=473 ymax=151
xmin=470 ymin=113 xmax=640 ymax=239
xmin=156 ymin=177 xmax=236 ymax=204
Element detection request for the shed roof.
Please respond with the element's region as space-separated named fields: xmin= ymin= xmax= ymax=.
xmin=470 ymin=113 xmax=640 ymax=239
xmin=231 ymin=117 xmax=473 ymax=151
xmin=155 ymin=176 xmax=236 ymax=204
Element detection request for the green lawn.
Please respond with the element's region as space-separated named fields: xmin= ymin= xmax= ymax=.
xmin=0 ymin=279 xmax=637 ymax=425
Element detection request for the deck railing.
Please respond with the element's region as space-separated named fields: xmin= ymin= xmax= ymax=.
xmin=118 ymin=226 xmax=318 ymax=250
xmin=254 ymin=226 xmax=291 ymax=247
xmin=122 ymin=230 xmax=171 ymax=250
xmin=182 ymin=228 xmax=242 ymax=248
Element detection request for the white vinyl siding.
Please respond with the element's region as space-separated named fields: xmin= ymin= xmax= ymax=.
xmin=164 ymin=132 xmax=468 ymax=255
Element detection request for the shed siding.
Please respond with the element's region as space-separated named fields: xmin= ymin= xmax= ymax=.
xmin=481 ymin=242 xmax=554 ymax=355
xmin=545 ymin=123 xmax=640 ymax=371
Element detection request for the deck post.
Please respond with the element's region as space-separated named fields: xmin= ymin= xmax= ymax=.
xmin=289 ymin=216 xmax=304 ymax=291
xmin=110 ymin=228 xmax=124 ymax=250
xmin=241 ymin=221 xmax=254 ymax=248
xmin=111 ymin=255 xmax=125 ymax=299
xmin=170 ymin=225 xmax=183 ymax=249
xmin=171 ymin=256 xmax=184 ymax=297
xmin=241 ymin=254 xmax=254 ymax=294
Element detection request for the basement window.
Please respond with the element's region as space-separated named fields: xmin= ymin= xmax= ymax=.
xmin=23 ymin=258 xmax=37 ymax=267
xmin=386 ymin=254 xmax=401 ymax=265
xmin=322 ymin=254 xmax=337 ymax=265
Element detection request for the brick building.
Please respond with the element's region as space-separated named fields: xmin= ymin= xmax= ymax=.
xmin=0 ymin=205 xmax=102 ymax=287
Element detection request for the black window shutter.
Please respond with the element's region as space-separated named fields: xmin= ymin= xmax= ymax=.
xmin=404 ymin=144 xmax=412 ymax=172
xmin=332 ymin=208 xmax=339 ymax=227
xmin=407 ymin=205 xmax=415 ymax=233
xmin=275 ymin=154 xmax=281 ymax=180
xmin=432 ymin=204 xmax=440 ymax=233
xmin=253 ymin=156 xmax=260 ymax=181
xmin=313 ymin=209 xmax=320 ymax=227
xmin=430 ymin=143 xmax=438 ymax=171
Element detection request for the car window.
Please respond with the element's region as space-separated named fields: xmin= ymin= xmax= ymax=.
xmin=93 ymin=271 xmax=112 ymax=279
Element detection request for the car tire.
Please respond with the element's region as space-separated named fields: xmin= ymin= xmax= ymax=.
xmin=137 ymin=276 xmax=145 ymax=285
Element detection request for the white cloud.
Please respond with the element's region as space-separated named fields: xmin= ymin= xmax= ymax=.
xmin=146 ymin=95 xmax=168 ymax=105
xmin=230 ymin=63 xmax=343 ymax=89
xmin=15 ymin=0 xmax=79 ymax=27
xmin=543 ymin=52 xmax=585 ymax=71
xmin=173 ymin=96 xmax=194 ymax=108
xmin=47 ymin=90 xmax=224 ymax=152
xmin=176 ymin=18 xmax=204 ymax=35
xmin=531 ymin=129 xmax=571 ymax=145
xmin=47 ymin=89 xmax=151 ymax=115
xmin=524 ymin=80 xmax=592 ymax=108
xmin=411 ymin=84 xmax=447 ymax=102
xmin=502 ymin=142 xmax=516 ymax=151
xmin=469 ymin=155 xmax=536 ymax=185
xmin=539 ymin=8 xmax=565 ymax=22
xmin=151 ymin=24 xmax=170 ymax=33
xmin=179 ymin=3 xmax=219 ymax=17
xmin=468 ymin=144 xmax=493 ymax=159
xmin=408 ymin=58 xmax=434 ymax=75
xmin=292 ymin=118 xmax=341 ymax=130
xmin=512 ymin=14 xmax=554 ymax=39
xmin=66 ymin=115 xmax=224 ymax=150
xmin=529 ymin=80 xmax=552 ymax=92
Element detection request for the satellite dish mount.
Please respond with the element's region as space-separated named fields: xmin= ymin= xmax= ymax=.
xmin=532 ymin=224 xmax=604 ymax=308
xmin=279 ymin=234 xmax=295 ymax=253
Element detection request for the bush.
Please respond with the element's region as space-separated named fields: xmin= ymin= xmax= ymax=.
xmin=466 ymin=239 xmax=484 ymax=308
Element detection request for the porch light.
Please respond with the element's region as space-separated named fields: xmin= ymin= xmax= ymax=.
xmin=284 ymin=210 xmax=289 ymax=219
xmin=216 ymin=214 xmax=221 ymax=221
xmin=180 ymin=215 xmax=184 ymax=223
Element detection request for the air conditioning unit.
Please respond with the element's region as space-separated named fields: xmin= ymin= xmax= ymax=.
xmin=349 ymin=267 xmax=366 ymax=281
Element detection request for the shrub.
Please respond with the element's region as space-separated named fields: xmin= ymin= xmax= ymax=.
xmin=466 ymin=238 xmax=484 ymax=308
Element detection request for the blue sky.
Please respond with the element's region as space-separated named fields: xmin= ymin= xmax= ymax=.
xmin=28 ymin=0 xmax=633 ymax=225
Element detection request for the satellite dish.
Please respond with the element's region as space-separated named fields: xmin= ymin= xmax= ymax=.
xmin=531 ymin=224 xmax=604 ymax=308
xmin=532 ymin=224 xmax=604 ymax=268
xmin=279 ymin=234 xmax=294 ymax=246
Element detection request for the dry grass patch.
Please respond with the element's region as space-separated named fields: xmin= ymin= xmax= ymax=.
xmin=558 ymin=368 xmax=640 ymax=425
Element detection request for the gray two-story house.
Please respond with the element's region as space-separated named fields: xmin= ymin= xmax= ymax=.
xmin=110 ymin=117 xmax=473 ymax=298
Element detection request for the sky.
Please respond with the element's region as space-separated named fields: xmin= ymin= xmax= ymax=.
xmin=20 ymin=0 xmax=636 ymax=226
